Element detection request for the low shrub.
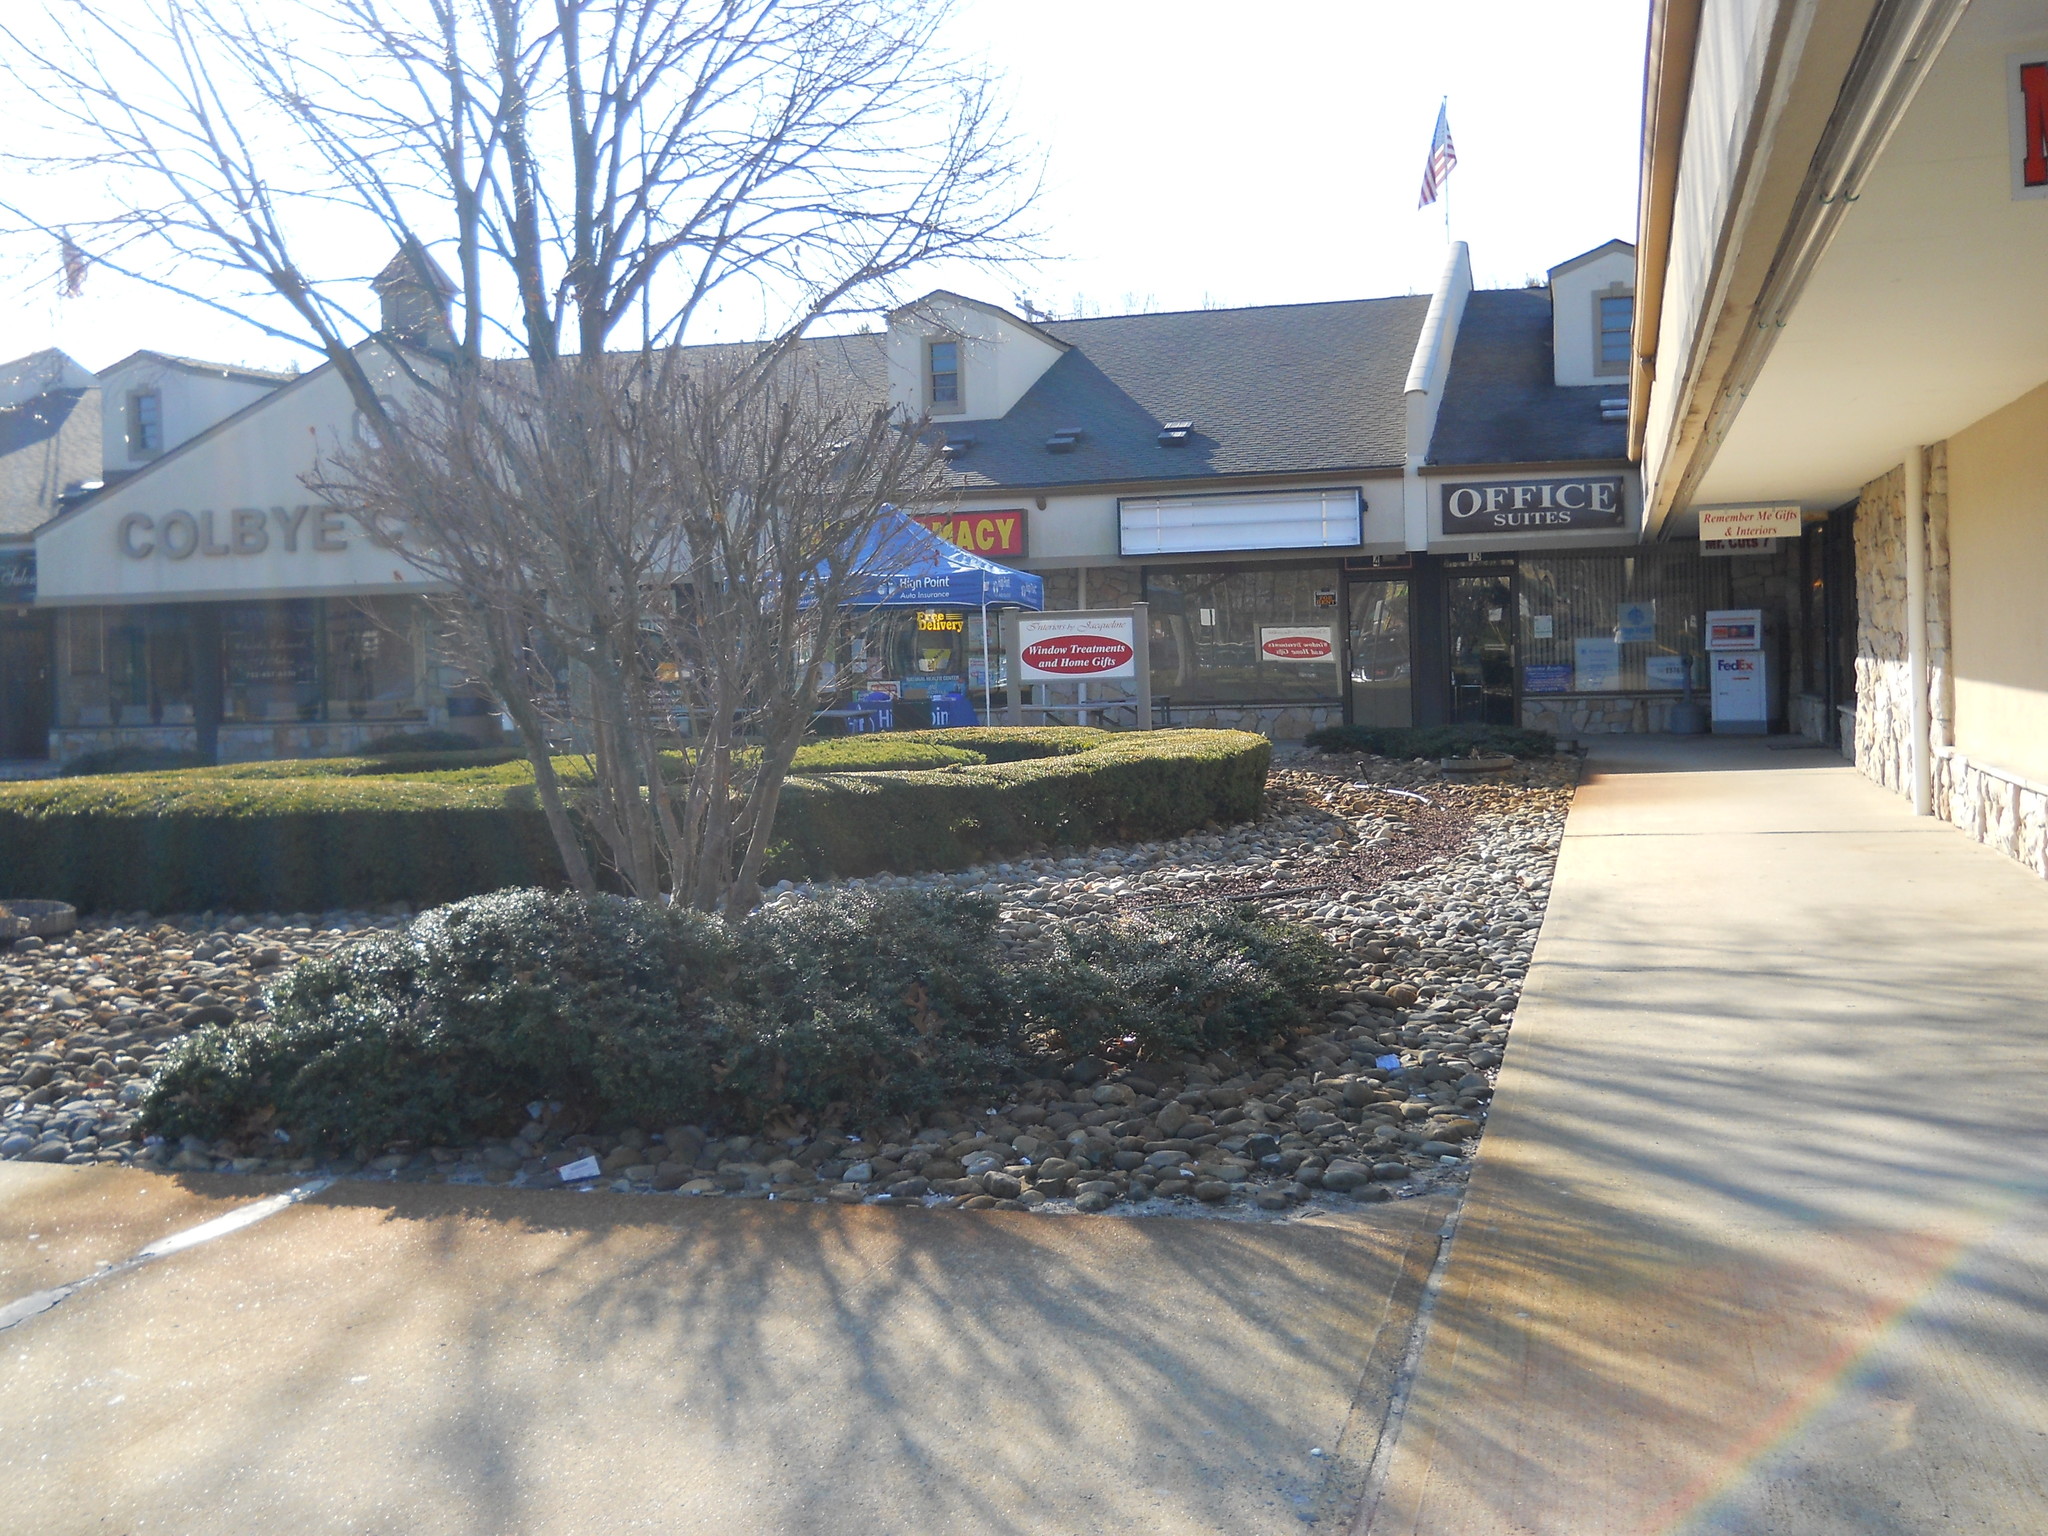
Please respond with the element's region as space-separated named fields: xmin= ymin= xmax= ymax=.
xmin=0 ymin=773 xmax=562 ymax=912
xmin=59 ymin=745 xmax=212 ymax=777
xmin=359 ymin=729 xmax=495 ymax=755
xmin=892 ymin=726 xmax=1109 ymax=763
xmin=765 ymin=728 xmax=1270 ymax=880
xmin=1303 ymin=722 xmax=1555 ymax=760
xmin=0 ymin=727 xmax=1269 ymax=911
xmin=140 ymin=886 xmax=1337 ymax=1148
xmin=787 ymin=739 xmax=987 ymax=773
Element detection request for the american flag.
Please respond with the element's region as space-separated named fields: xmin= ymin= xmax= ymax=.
xmin=1418 ymin=101 xmax=1457 ymax=209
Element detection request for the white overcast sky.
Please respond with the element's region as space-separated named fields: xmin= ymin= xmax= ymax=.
xmin=3 ymin=0 xmax=1649 ymax=374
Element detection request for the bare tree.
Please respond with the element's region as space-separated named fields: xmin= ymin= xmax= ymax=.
xmin=311 ymin=347 xmax=949 ymax=912
xmin=1 ymin=0 xmax=1034 ymax=386
xmin=0 ymin=0 xmax=1029 ymax=908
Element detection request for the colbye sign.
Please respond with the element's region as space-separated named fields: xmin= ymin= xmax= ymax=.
xmin=0 ymin=548 xmax=33 ymax=604
xmin=117 ymin=506 xmax=352 ymax=560
xmin=1441 ymin=476 xmax=1626 ymax=534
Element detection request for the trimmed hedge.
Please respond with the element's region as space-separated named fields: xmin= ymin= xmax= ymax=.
xmin=0 ymin=774 xmax=562 ymax=913
xmin=0 ymin=727 xmax=1270 ymax=911
xmin=787 ymin=739 xmax=986 ymax=773
xmin=59 ymin=746 xmax=212 ymax=777
xmin=764 ymin=729 xmax=1270 ymax=881
xmin=1303 ymin=722 xmax=1556 ymax=760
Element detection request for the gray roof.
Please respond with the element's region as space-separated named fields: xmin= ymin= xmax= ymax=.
xmin=940 ymin=296 xmax=1429 ymax=489
xmin=1427 ymin=288 xmax=1628 ymax=467
xmin=0 ymin=386 xmax=100 ymax=535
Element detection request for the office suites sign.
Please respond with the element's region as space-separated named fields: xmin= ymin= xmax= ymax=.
xmin=1440 ymin=476 xmax=1626 ymax=534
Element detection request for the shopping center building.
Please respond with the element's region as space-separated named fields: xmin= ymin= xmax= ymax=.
xmin=2 ymin=230 xmax=1815 ymax=765
xmin=1633 ymin=0 xmax=2048 ymax=875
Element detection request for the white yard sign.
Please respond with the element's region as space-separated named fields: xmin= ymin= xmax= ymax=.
xmin=1014 ymin=615 xmax=1138 ymax=681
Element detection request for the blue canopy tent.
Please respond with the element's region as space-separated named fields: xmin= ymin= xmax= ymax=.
xmin=837 ymin=511 xmax=1044 ymax=610
xmin=831 ymin=512 xmax=1043 ymax=722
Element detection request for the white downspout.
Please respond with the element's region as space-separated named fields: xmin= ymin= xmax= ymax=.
xmin=1401 ymin=242 xmax=1473 ymax=550
xmin=1904 ymin=447 xmax=1931 ymax=815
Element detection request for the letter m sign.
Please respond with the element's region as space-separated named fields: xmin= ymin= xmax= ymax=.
xmin=2014 ymin=55 xmax=2048 ymax=199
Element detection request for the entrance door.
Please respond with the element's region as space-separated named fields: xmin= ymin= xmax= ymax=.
xmin=0 ymin=612 xmax=53 ymax=759
xmin=1346 ymin=579 xmax=1412 ymax=727
xmin=1446 ymin=571 xmax=1517 ymax=725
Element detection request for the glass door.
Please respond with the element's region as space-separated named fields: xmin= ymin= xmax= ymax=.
xmin=1346 ymin=579 xmax=1412 ymax=727
xmin=1447 ymin=571 xmax=1517 ymax=725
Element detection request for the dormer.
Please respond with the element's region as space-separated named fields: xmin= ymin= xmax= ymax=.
xmin=1548 ymin=239 xmax=1636 ymax=388
xmin=373 ymin=240 xmax=458 ymax=350
xmin=96 ymin=351 xmax=293 ymax=477
xmin=884 ymin=291 xmax=1068 ymax=423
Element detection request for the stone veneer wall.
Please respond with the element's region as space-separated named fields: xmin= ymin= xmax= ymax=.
xmin=1852 ymin=463 xmax=1913 ymax=793
xmin=1522 ymin=695 xmax=1689 ymax=737
xmin=1848 ymin=446 xmax=2048 ymax=877
xmin=1853 ymin=447 xmax=1953 ymax=790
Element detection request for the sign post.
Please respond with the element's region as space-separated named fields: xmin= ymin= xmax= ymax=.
xmin=1004 ymin=605 xmax=1152 ymax=729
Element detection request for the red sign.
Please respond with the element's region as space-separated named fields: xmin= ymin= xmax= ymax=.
xmin=2020 ymin=58 xmax=2048 ymax=193
xmin=1020 ymin=634 xmax=1134 ymax=675
xmin=913 ymin=510 xmax=1027 ymax=559
xmin=1261 ymin=633 xmax=1334 ymax=661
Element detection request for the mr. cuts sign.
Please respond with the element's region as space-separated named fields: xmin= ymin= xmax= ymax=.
xmin=1440 ymin=476 xmax=1627 ymax=535
xmin=1015 ymin=615 xmax=1137 ymax=679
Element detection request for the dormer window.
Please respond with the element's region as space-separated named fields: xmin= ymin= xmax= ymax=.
xmin=927 ymin=338 xmax=962 ymax=414
xmin=127 ymin=389 xmax=163 ymax=457
xmin=1596 ymin=292 xmax=1633 ymax=375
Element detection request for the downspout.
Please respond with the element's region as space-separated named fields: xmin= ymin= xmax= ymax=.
xmin=1402 ymin=242 xmax=1473 ymax=550
xmin=1904 ymin=447 xmax=1931 ymax=815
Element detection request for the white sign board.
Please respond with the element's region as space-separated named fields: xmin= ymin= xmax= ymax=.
xmin=1257 ymin=626 xmax=1336 ymax=663
xmin=1698 ymin=504 xmax=1801 ymax=543
xmin=1014 ymin=614 xmax=1137 ymax=681
xmin=1574 ymin=637 xmax=1621 ymax=691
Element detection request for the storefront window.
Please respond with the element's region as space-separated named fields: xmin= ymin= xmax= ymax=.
xmin=1347 ymin=579 xmax=1412 ymax=727
xmin=325 ymin=598 xmax=425 ymax=720
xmin=1145 ymin=564 xmax=1343 ymax=704
xmin=65 ymin=605 xmax=196 ymax=727
xmin=221 ymin=600 xmax=320 ymax=723
xmin=1517 ymin=549 xmax=1722 ymax=695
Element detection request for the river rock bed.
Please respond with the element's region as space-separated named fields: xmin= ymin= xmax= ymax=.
xmin=0 ymin=751 xmax=1574 ymax=1218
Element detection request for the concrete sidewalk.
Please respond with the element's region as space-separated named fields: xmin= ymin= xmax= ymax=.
xmin=0 ymin=1163 xmax=1450 ymax=1535
xmin=1366 ymin=739 xmax=2048 ymax=1535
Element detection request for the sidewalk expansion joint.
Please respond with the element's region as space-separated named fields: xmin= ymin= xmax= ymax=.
xmin=1350 ymin=1195 xmax=1466 ymax=1534
xmin=0 ymin=1179 xmax=333 ymax=1335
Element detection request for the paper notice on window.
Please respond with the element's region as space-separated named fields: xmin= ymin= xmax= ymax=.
xmin=1574 ymin=637 xmax=1622 ymax=691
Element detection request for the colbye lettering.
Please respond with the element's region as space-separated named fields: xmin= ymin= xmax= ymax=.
xmin=1441 ymin=477 xmax=1625 ymax=534
xmin=118 ymin=507 xmax=348 ymax=560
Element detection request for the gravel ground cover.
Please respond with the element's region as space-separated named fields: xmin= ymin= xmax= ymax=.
xmin=0 ymin=750 xmax=1575 ymax=1219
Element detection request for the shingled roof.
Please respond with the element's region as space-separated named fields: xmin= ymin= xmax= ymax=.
xmin=938 ymin=296 xmax=1429 ymax=489
xmin=1427 ymin=287 xmax=1628 ymax=467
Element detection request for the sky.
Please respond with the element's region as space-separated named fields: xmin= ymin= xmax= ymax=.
xmin=1 ymin=0 xmax=1650 ymax=374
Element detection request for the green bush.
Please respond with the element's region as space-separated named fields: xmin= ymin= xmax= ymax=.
xmin=787 ymin=739 xmax=987 ymax=773
xmin=0 ymin=773 xmax=562 ymax=912
xmin=140 ymin=886 xmax=1335 ymax=1148
xmin=359 ymin=728 xmax=495 ymax=755
xmin=1016 ymin=905 xmax=1338 ymax=1062
xmin=59 ymin=745 xmax=212 ymax=777
xmin=1303 ymin=722 xmax=1556 ymax=760
xmin=893 ymin=726 xmax=1109 ymax=763
xmin=0 ymin=727 xmax=1269 ymax=911
xmin=765 ymin=729 xmax=1269 ymax=881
